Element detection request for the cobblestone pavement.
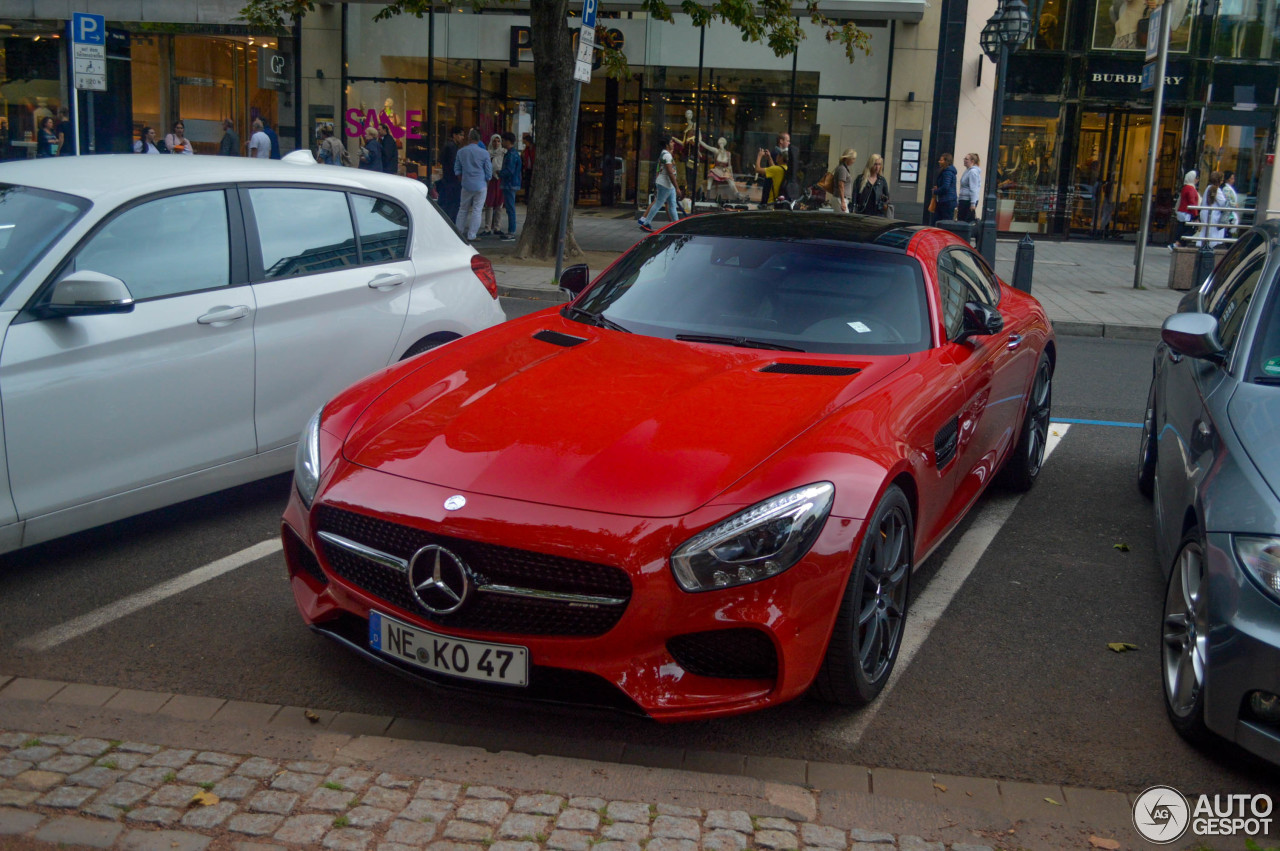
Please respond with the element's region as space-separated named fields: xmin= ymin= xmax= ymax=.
xmin=0 ymin=729 xmax=1010 ymax=851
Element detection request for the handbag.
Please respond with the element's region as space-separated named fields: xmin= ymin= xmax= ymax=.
xmin=885 ymin=203 xmax=896 ymax=218
xmin=928 ymin=196 xmax=937 ymax=214
xmin=816 ymin=171 xmax=836 ymax=194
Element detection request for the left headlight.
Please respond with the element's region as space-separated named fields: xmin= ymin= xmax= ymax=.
xmin=670 ymin=482 xmax=835 ymax=593
xmin=1237 ymin=535 xmax=1280 ymax=604
xmin=294 ymin=407 xmax=324 ymax=509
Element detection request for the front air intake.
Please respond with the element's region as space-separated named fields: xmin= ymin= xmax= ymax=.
xmin=759 ymin=363 xmax=860 ymax=376
xmin=533 ymin=330 xmax=588 ymax=348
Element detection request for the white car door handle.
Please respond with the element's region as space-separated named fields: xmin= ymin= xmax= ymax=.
xmin=368 ymin=272 xmax=408 ymax=290
xmin=197 ymin=305 xmax=251 ymax=325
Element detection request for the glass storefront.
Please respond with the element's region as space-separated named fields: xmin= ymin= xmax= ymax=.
xmin=344 ymin=6 xmax=892 ymax=208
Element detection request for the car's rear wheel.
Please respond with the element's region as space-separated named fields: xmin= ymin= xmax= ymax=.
xmin=998 ymin=351 xmax=1052 ymax=491
xmin=1137 ymin=381 xmax=1158 ymax=498
xmin=1162 ymin=534 xmax=1211 ymax=744
xmin=813 ymin=485 xmax=912 ymax=706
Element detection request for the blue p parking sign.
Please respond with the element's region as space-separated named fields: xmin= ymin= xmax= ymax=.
xmin=72 ymin=12 xmax=105 ymax=45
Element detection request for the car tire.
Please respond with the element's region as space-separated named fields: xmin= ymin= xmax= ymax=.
xmin=400 ymin=333 xmax=460 ymax=361
xmin=1137 ymin=381 xmax=1158 ymax=499
xmin=997 ymin=351 xmax=1053 ymax=492
xmin=1161 ymin=533 xmax=1212 ymax=744
xmin=813 ymin=484 xmax=913 ymax=706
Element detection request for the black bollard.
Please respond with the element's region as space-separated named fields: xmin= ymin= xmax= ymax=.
xmin=1012 ymin=234 xmax=1034 ymax=294
xmin=1195 ymin=240 xmax=1216 ymax=289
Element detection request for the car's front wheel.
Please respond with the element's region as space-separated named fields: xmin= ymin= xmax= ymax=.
xmin=1162 ymin=533 xmax=1211 ymax=744
xmin=813 ymin=485 xmax=913 ymax=706
xmin=1138 ymin=381 xmax=1158 ymax=498
xmin=998 ymin=351 xmax=1053 ymax=491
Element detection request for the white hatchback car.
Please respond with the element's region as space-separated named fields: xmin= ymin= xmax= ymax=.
xmin=0 ymin=153 xmax=506 ymax=555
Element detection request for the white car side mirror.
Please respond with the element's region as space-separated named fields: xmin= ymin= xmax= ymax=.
xmin=44 ymin=271 xmax=135 ymax=317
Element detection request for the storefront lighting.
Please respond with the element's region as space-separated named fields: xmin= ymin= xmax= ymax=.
xmin=731 ymin=97 xmax=736 ymax=105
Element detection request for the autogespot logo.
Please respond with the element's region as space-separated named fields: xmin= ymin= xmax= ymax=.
xmin=1133 ymin=786 xmax=1190 ymax=844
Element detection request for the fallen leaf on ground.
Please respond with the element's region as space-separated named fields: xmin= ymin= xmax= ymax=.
xmin=1113 ymin=543 xmax=1131 ymax=552
xmin=933 ymin=783 xmax=948 ymax=793
xmin=1090 ymin=836 xmax=1121 ymax=849
xmin=304 ymin=710 xmax=320 ymax=723
xmin=189 ymin=790 xmax=219 ymax=807
xmin=1107 ymin=642 xmax=1140 ymax=653
xmin=1044 ymin=797 xmax=1062 ymax=806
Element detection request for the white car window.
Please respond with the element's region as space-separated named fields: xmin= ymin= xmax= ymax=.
xmin=73 ymin=190 xmax=230 ymax=300
xmin=350 ymin=194 xmax=409 ymax=263
xmin=249 ymin=188 xmax=358 ymax=279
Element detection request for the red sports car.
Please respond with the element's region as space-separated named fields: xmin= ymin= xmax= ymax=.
xmin=281 ymin=212 xmax=1055 ymax=721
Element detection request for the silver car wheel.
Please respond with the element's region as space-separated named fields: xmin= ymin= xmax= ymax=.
xmin=1162 ymin=540 xmax=1207 ymax=719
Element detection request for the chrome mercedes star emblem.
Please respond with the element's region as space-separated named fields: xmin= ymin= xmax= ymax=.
xmin=407 ymin=545 xmax=472 ymax=616
xmin=443 ymin=495 xmax=466 ymax=510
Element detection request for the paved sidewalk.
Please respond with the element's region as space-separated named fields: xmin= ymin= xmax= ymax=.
xmin=0 ymin=675 xmax=1177 ymax=851
xmin=484 ymin=208 xmax=1188 ymax=341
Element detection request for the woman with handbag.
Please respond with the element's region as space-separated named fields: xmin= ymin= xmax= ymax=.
xmin=834 ymin=149 xmax=857 ymax=213
xmin=1175 ymin=170 xmax=1200 ymax=245
xmin=854 ymin=154 xmax=892 ymax=216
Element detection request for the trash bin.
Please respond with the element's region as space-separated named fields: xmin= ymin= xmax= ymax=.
xmin=933 ymin=219 xmax=975 ymax=245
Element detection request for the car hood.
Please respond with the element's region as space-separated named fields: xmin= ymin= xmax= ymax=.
xmin=1228 ymin=381 xmax=1280 ymax=504
xmin=342 ymin=314 xmax=908 ymax=517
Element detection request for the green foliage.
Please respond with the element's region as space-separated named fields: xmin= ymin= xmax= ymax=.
xmin=333 ymin=815 xmax=350 ymax=828
xmin=323 ymin=781 xmax=346 ymax=791
xmin=162 ymin=772 xmax=177 ymax=784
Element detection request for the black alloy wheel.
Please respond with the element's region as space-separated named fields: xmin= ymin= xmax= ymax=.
xmin=813 ymin=485 xmax=913 ymax=706
xmin=998 ymin=351 xmax=1053 ymax=491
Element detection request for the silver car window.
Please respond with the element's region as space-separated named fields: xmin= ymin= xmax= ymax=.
xmin=350 ymin=194 xmax=409 ymax=263
xmin=249 ymin=188 xmax=358 ymax=279
xmin=1213 ymin=255 xmax=1266 ymax=358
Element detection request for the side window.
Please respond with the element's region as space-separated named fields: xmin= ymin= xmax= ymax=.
xmin=248 ymin=188 xmax=358 ymax=279
xmin=350 ymin=194 xmax=409 ymax=263
xmin=1213 ymin=256 xmax=1265 ymax=357
xmin=937 ymin=256 xmax=967 ymax=340
xmin=1204 ymin=231 xmax=1265 ymax=311
xmin=949 ymin=250 xmax=1001 ymax=306
xmin=73 ymin=190 xmax=230 ymax=299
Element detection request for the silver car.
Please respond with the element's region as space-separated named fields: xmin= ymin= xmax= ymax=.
xmin=1138 ymin=219 xmax=1280 ymax=764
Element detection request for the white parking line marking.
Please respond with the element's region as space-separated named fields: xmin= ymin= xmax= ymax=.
xmin=19 ymin=539 xmax=282 ymax=652
xmin=820 ymin=423 xmax=1070 ymax=746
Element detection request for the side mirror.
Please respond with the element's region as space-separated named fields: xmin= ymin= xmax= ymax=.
xmin=1162 ymin=312 xmax=1225 ymax=361
xmin=41 ymin=271 xmax=135 ymax=318
xmin=957 ymin=301 xmax=1003 ymax=343
xmin=559 ymin=263 xmax=590 ymax=298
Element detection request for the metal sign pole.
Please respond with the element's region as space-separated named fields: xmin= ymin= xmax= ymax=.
xmin=1133 ymin=4 xmax=1172 ymax=289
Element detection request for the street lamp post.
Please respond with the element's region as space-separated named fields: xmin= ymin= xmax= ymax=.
xmin=978 ymin=0 xmax=1032 ymax=266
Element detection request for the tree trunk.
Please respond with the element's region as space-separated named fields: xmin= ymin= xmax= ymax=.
xmin=515 ymin=0 xmax=581 ymax=261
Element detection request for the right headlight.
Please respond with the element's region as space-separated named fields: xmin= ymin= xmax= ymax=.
xmin=670 ymin=482 xmax=835 ymax=593
xmin=293 ymin=407 xmax=324 ymax=509
xmin=1236 ymin=535 xmax=1280 ymax=604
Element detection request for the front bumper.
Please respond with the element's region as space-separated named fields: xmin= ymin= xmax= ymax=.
xmin=281 ymin=459 xmax=863 ymax=721
xmin=1204 ymin=532 xmax=1280 ymax=765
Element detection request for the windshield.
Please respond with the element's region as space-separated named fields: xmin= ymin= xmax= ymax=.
xmin=573 ymin=234 xmax=931 ymax=355
xmin=0 ymin=184 xmax=90 ymax=302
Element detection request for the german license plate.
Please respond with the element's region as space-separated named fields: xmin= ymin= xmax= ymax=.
xmin=368 ymin=610 xmax=529 ymax=686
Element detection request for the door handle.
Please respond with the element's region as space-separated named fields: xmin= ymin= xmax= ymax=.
xmin=197 ymin=305 xmax=250 ymax=325
xmin=1006 ymin=333 xmax=1023 ymax=350
xmin=368 ymin=272 xmax=408 ymax=289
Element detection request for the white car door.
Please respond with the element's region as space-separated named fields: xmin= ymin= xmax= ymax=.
xmin=0 ymin=188 xmax=257 ymax=520
xmin=243 ymin=186 xmax=415 ymax=451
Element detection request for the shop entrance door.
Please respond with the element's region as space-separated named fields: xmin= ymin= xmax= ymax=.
xmin=1071 ymin=109 xmax=1182 ymax=240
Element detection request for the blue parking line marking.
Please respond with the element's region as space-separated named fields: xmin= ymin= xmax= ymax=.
xmin=1054 ymin=417 xmax=1142 ymax=428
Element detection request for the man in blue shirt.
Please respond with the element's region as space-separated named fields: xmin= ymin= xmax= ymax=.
xmin=454 ymin=128 xmax=492 ymax=241
xmin=262 ymin=118 xmax=281 ymax=159
xmin=498 ymin=132 xmax=521 ymax=241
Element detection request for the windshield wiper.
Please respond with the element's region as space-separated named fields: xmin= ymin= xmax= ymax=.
xmin=562 ymin=305 xmax=631 ymax=333
xmin=676 ymin=334 xmax=805 ymax=352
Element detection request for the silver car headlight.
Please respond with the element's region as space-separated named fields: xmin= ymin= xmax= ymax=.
xmin=294 ymin=407 xmax=324 ymax=509
xmin=670 ymin=483 xmax=835 ymax=593
xmin=1237 ymin=535 xmax=1280 ymax=604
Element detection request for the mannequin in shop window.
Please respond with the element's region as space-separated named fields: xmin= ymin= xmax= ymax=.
xmin=1109 ymin=0 xmax=1188 ymax=49
xmin=699 ymin=135 xmax=741 ymax=202
xmin=673 ymin=109 xmax=696 ymax=191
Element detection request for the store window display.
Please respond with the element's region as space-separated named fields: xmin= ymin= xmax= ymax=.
xmin=995 ymin=115 xmax=1061 ymax=234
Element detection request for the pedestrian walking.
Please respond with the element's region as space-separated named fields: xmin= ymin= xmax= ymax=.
xmin=499 ymin=131 xmax=521 ymax=241
xmin=956 ymin=153 xmax=981 ymax=222
xmin=438 ymin=126 xmax=465 ymax=223
xmin=1204 ymin=171 xmax=1229 ymax=248
xmin=134 ymin=126 xmax=163 ymax=154
xmin=165 ymin=120 xmax=194 ymax=155
xmin=56 ymin=107 xmax=74 ymax=156
xmin=481 ymin=133 xmax=505 ymax=237
xmin=379 ymin=124 xmax=399 ymax=175
xmin=1175 ymin=170 xmax=1200 ymax=245
xmin=854 ymin=154 xmax=892 ymax=217
xmin=931 ymin=153 xmax=957 ymax=222
xmin=771 ymin=132 xmax=800 ymax=202
xmin=36 ymin=116 xmax=58 ymax=158
xmin=1222 ymin=170 xmax=1240 ymax=233
xmin=248 ymin=119 xmax=270 ymax=158
xmin=638 ymin=135 xmax=681 ymax=231
xmin=316 ymin=124 xmax=348 ymax=166
xmin=218 ymin=119 xmax=239 ymax=156
xmin=358 ymin=126 xmax=383 ymax=171
xmin=834 ymin=148 xmax=856 ymax=213
xmin=261 ymin=119 xmax=281 ymax=159
xmin=454 ymin=128 xmax=493 ymax=241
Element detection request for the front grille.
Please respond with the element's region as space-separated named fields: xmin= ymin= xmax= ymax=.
xmin=284 ymin=526 xmax=328 ymax=586
xmin=315 ymin=506 xmax=631 ymax=637
xmin=667 ymin=628 xmax=778 ymax=680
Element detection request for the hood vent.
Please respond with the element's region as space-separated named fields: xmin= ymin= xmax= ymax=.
xmin=759 ymin=363 xmax=861 ymax=376
xmin=533 ymin=330 xmax=588 ymax=348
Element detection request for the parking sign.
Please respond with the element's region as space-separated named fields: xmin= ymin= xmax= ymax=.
xmin=70 ymin=13 xmax=107 ymax=91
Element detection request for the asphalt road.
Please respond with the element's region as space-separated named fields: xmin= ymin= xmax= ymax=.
xmin=0 ymin=321 xmax=1275 ymax=799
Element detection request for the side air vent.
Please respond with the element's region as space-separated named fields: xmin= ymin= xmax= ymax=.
xmin=935 ymin=417 xmax=959 ymax=469
xmin=759 ymin=363 xmax=861 ymax=376
xmin=533 ymin=330 xmax=588 ymax=348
